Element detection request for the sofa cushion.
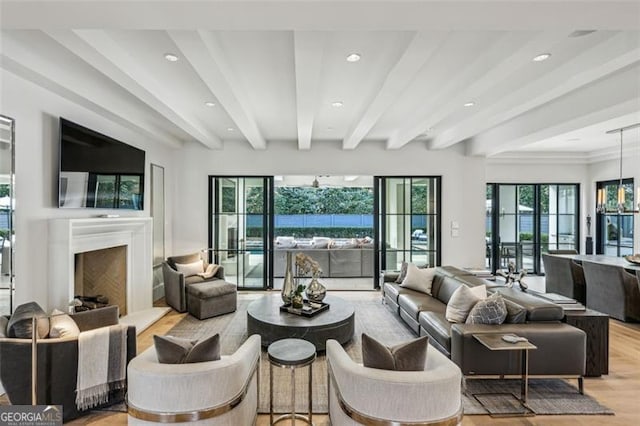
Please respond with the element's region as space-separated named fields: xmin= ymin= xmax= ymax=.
xmin=400 ymin=263 xmax=435 ymax=294
xmin=187 ymin=281 xmax=237 ymax=299
xmin=154 ymin=333 xmax=221 ymax=364
xmin=7 ymin=302 xmax=50 ymax=339
xmin=175 ymin=259 xmax=204 ymax=277
xmin=465 ymin=293 xmax=507 ymax=325
xmin=494 ymin=288 xmax=564 ymax=321
xmin=167 ymin=252 xmax=203 ymax=270
xmin=419 ymin=311 xmax=452 ymax=353
xmin=436 ymin=276 xmax=467 ymax=305
xmin=398 ymin=292 xmax=446 ymax=320
xmin=311 ymin=237 xmax=331 ymax=249
xmin=362 ymin=333 xmax=428 ymax=371
xmin=49 ymin=309 xmax=81 ymax=338
xmin=445 ymin=285 xmax=487 ymax=323
xmin=383 ymin=282 xmax=414 ymax=304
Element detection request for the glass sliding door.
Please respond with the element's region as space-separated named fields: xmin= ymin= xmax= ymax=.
xmin=209 ymin=176 xmax=273 ymax=289
xmin=488 ymin=183 xmax=579 ymax=274
xmin=375 ymin=176 xmax=441 ymax=286
xmin=596 ymin=179 xmax=635 ymax=256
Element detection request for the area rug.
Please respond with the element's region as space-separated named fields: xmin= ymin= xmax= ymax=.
xmin=167 ymin=293 xmax=614 ymax=416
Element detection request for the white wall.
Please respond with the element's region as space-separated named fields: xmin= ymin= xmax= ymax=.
xmin=173 ymin=141 xmax=488 ymax=268
xmin=0 ymin=71 xmax=175 ymax=310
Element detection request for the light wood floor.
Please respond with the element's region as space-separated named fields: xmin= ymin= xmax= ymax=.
xmin=66 ymin=292 xmax=640 ymax=425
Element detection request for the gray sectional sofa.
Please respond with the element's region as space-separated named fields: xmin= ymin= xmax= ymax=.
xmin=383 ymin=266 xmax=587 ymax=386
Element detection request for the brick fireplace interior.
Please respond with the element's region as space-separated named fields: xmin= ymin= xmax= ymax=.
xmin=74 ymin=245 xmax=127 ymax=315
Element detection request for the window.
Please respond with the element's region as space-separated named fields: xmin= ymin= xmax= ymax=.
xmin=486 ymin=183 xmax=580 ymax=274
xmin=596 ymin=179 xmax=635 ymax=256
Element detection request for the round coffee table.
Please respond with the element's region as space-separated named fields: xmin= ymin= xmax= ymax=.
xmin=247 ymin=294 xmax=355 ymax=351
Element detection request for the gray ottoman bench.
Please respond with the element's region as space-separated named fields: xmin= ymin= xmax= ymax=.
xmin=186 ymin=280 xmax=237 ymax=320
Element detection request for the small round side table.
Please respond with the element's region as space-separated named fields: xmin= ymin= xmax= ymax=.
xmin=268 ymin=338 xmax=316 ymax=425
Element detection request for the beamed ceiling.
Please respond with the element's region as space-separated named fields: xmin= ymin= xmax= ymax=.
xmin=1 ymin=1 xmax=639 ymax=162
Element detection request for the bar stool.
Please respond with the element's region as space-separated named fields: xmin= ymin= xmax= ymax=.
xmin=268 ymin=338 xmax=316 ymax=425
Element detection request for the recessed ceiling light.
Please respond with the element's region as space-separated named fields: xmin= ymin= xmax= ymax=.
xmin=532 ymin=53 xmax=551 ymax=62
xmin=566 ymin=138 xmax=581 ymax=142
xmin=204 ymin=101 xmax=216 ymax=107
xmin=346 ymin=53 xmax=361 ymax=62
xmin=327 ymin=127 xmax=334 ymax=131
xmin=227 ymin=127 xmax=234 ymax=132
xmin=463 ymin=101 xmax=475 ymax=107
xmin=331 ymin=101 xmax=344 ymax=108
xmin=164 ymin=53 xmax=179 ymax=62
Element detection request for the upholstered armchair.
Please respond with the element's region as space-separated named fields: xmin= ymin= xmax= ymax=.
xmin=162 ymin=252 xmax=226 ymax=312
xmin=127 ymin=334 xmax=261 ymax=425
xmin=542 ymin=253 xmax=586 ymax=304
xmin=583 ymin=261 xmax=640 ymax=322
xmin=0 ymin=306 xmax=136 ymax=422
xmin=326 ymin=339 xmax=463 ymax=425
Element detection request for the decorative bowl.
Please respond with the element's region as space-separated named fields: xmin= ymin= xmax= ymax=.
xmin=624 ymin=254 xmax=640 ymax=265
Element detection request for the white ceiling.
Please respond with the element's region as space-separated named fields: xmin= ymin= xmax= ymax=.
xmin=1 ymin=0 xmax=639 ymax=162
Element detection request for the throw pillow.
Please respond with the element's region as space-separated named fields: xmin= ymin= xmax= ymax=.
xmin=154 ymin=333 xmax=221 ymax=364
xmin=49 ymin=309 xmax=81 ymax=338
xmin=0 ymin=316 xmax=8 ymax=338
xmin=362 ymin=333 xmax=428 ymax=371
xmin=198 ymin=263 xmax=221 ymax=279
xmin=400 ymin=263 xmax=436 ymax=295
xmin=184 ymin=333 xmax=221 ymax=363
xmin=465 ymin=293 xmax=508 ymax=325
xmin=7 ymin=301 xmax=50 ymax=339
xmin=175 ymin=259 xmax=204 ymax=277
xmin=503 ymin=299 xmax=527 ymax=324
xmin=311 ymin=237 xmax=331 ymax=249
xmin=395 ymin=261 xmax=408 ymax=284
xmin=445 ymin=285 xmax=487 ymax=323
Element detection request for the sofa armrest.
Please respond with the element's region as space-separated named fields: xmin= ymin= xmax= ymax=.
xmin=72 ymin=305 xmax=119 ymax=332
xmin=215 ymin=265 xmax=225 ymax=280
xmin=383 ymin=271 xmax=400 ymax=283
xmin=162 ymin=262 xmax=187 ymax=312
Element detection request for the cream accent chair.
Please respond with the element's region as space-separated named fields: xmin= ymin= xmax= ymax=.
xmin=326 ymin=339 xmax=463 ymax=425
xmin=127 ymin=335 xmax=261 ymax=425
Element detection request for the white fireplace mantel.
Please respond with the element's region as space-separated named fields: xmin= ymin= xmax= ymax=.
xmin=49 ymin=217 xmax=153 ymax=313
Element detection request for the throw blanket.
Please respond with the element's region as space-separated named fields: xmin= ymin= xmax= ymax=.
xmin=76 ymin=324 xmax=127 ymax=411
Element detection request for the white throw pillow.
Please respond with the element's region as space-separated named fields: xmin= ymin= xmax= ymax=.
xmin=445 ymin=284 xmax=487 ymax=323
xmin=49 ymin=308 xmax=80 ymax=338
xmin=175 ymin=259 xmax=204 ymax=277
xmin=400 ymin=263 xmax=436 ymax=295
xmin=312 ymin=237 xmax=331 ymax=249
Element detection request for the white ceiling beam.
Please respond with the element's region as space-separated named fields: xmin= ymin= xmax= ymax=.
xmin=386 ymin=31 xmax=565 ymax=149
xmin=431 ymin=32 xmax=640 ymax=151
xmin=466 ymin=65 xmax=640 ymax=156
xmin=3 ymin=1 xmax=640 ymax=31
xmin=67 ymin=29 xmax=222 ymax=149
xmin=342 ymin=31 xmax=447 ymax=150
xmin=293 ymin=31 xmax=325 ymax=150
xmin=0 ymin=35 xmax=181 ymax=148
xmin=169 ymin=30 xmax=266 ymax=150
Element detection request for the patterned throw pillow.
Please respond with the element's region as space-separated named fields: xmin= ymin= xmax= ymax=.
xmin=466 ymin=293 xmax=508 ymax=325
xmin=362 ymin=333 xmax=429 ymax=371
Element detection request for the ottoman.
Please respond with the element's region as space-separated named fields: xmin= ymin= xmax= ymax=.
xmin=186 ymin=280 xmax=237 ymax=320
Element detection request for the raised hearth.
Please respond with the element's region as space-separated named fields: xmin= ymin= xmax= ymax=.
xmin=49 ymin=217 xmax=153 ymax=314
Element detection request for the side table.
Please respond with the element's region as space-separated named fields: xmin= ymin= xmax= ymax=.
xmin=564 ymin=309 xmax=609 ymax=377
xmin=472 ymin=333 xmax=537 ymax=416
xmin=268 ymin=338 xmax=316 ymax=425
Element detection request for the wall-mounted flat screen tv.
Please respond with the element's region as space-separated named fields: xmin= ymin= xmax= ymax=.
xmin=58 ymin=118 xmax=145 ymax=210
